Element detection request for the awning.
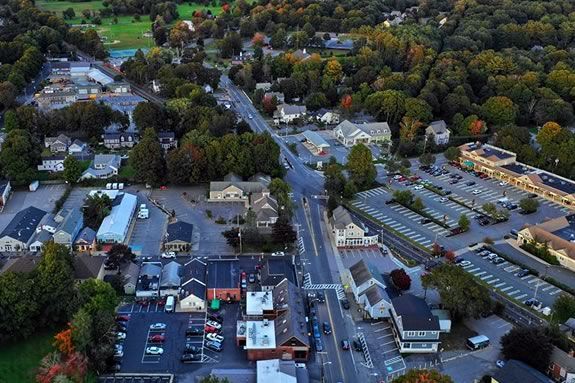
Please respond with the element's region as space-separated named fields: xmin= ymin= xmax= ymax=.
xmin=211 ymin=299 xmax=221 ymax=310
xmin=463 ymin=160 xmax=474 ymax=167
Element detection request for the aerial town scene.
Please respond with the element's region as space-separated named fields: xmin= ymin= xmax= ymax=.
xmin=1 ymin=0 xmax=575 ymax=382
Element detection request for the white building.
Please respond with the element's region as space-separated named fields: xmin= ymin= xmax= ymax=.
xmin=274 ymin=104 xmax=307 ymax=124
xmin=81 ymin=154 xmax=121 ymax=180
xmin=329 ymin=206 xmax=378 ymax=247
xmin=334 ymin=120 xmax=391 ymax=147
xmin=96 ymin=192 xmax=137 ymax=243
xmin=426 ymin=120 xmax=450 ymax=145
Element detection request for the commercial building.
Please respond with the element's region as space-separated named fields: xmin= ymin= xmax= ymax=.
xmin=206 ymin=259 xmax=241 ymax=302
xmin=136 ymin=262 xmax=162 ymax=298
xmin=52 ymin=208 xmax=83 ymax=247
xmin=179 ymin=258 xmax=207 ymax=311
xmin=458 ymin=143 xmax=575 ymax=209
xmin=96 ymin=192 xmax=137 ymax=243
xmin=301 ymin=130 xmax=330 ymax=155
xmin=0 ymin=207 xmax=47 ymax=252
xmin=329 ymin=206 xmax=378 ymax=247
xmin=209 ymin=173 xmax=268 ymax=206
xmin=517 ymin=214 xmax=575 ymax=272
xmin=164 ymin=221 xmax=194 ymax=253
xmin=334 ymin=120 xmax=391 ymax=147
xmin=160 ymin=261 xmax=181 ymax=297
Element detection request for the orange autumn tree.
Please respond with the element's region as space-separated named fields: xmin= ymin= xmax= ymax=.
xmin=392 ymin=368 xmax=454 ymax=383
xmin=54 ymin=326 xmax=74 ymax=355
xmin=340 ymin=94 xmax=352 ymax=110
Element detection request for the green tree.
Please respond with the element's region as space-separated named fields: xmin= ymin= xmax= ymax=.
xmin=393 ymin=190 xmax=414 ymax=206
xmin=199 ymin=376 xmax=231 ymax=383
xmin=552 ymin=294 xmax=575 ymax=324
xmin=419 ymin=153 xmax=436 ymax=167
xmin=519 ymin=198 xmax=539 ymax=214
xmin=62 ymin=7 xmax=75 ymax=19
xmin=0 ymin=81 xmax=18 ymax=110
xmin=324 ymin=163 xmax=346 ymax=197
xmin=443 ymin=147 xmax=461 ymax=162
xmin=271 ymin=28 xmax=287 ymax=49
xmin=71 ymin=308 xmax=93 ymax=354
xmin=272 ymin=215 xmax=297 ymax=246
xmin=133 ymin=102 xmax=167 ymax=132
xmin=412 ymin=197 xmax=425 ymax=212
xmin=83 ymin=194 xmax=112 ymax=230
xmin=130 ymin=128 xmax=165 ymax=186
xmin=63 ymin=156 xmax=83 ymax=184
xmin=482 ymin=202 xmax=497 ymax=217
xmin=347 ymin=144 xmax=376 ymax=190
xmin=501 ymin=327 xmax=553 ymax=372
xmin=3 ymin=110 xmax=19 ymax=132
xmin=422 ymin=264 xmax=492 ymax=320
xmin=392 ymin=369 xmax=453 ymax=383
xmin=0 ymin=272 xmax=39 ymax=342
xmin=480 ymin=96 xmax=517 ymax=126
xmin=269 ymin=178 xmax=293 ymax=216
xmin=458 ymin=214 xmax=470 ymax=231
xmin=0 ymin=129 xmax=39 ymax=186
xmin=106 ymin=244 xmax=135 ymax=267
xmin=404 ymin=98 xmax=433 ymax=122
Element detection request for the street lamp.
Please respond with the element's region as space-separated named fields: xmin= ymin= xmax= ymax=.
xmin=321 ymin=361 xmax=332 ymax=383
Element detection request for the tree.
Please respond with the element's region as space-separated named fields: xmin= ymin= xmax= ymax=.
xmin=199 ymin=376 xmax=231 ymax=383
xmin=399 ymin=117 xmax=424 ymax=143
xmin=133 ymin=102 xmax=167 ymax=132
xmin=412 ymin=197 xmax=425 ymax=212
xmin=0 ymin=271 xmax=39 ymax=342
xmin=393 ymin=190 xmax=414 ymax=206
xmin=340 ymin=95 xmax=352 ymax=111
xmin=62 ymin=7 xmax=75 ymax=20
xmin=269 ymin=178 xmax=292 ymax=215
xmin=324 ymin=59 xmax=343 ymax=83
xmin=536 ymin=121 xmax=562 ymax=149
xmin=0 ymin=81 xmax=18 ymax=110
xmin=501 ymin=327 xmax=553 ymax=371
xmin=63 ymin=156 xmax=83 ymax=184
xmin=347 ymin=144 xmax=376 ymax=190
xmin=443 ymin=147 xmax=460 ymax=162
xmin=519 ymin=198 xmax=539 ymax=214
xmin=218 ymin=32 xmax=242 ymax=58
xmin=422 ymin=265 xmax=492 ymax=320
xmin=480 ymin=96 xmax=517 ymax=126
xmin=222 ymin=227 xmax=240 ymax=248
xmin=83 ymin=194 xmax=112 ymax=230
xmin=482 ymin=202 xmax=497 ymax=217
xmin=419 ymin=153 xmax=436 ymax=167
xmin=552 ymin=294 xmax=575 ymax=324
xmin=271 ymin=28 xmax=287 ymax=49
xmin=169 ymin=21 xmax=193 ymax=47
xmin=391 ymin=369 xmax=453 ymax=383
xmin=390 ymin=268 xmax=411 ymax=290
xmin=130 ymin=128 xmax=165 ymax=186
xmin=262 ymin=94 xmax=278 ymax=115
xmin=404 ymin=98 xmax=433 ymax=122
xmin=444 ymin=250 xmax=456 ymax=263
xmin=458 ymin=214 xmax=470 ymax=231
xmin=272 ymin=215 xmax=297 ymax=246
xmin=106 ymin=244 xmax=135 ymax=266
xmin=0 ymin=129 xmax=39 ymax=186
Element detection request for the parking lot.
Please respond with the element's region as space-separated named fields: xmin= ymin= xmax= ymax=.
xmin=128 ymin=194 xmax=167 ymax=257
xmin=98 ymin=375 xmax=172 ymax=383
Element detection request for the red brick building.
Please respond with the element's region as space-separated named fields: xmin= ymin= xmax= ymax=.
xmin=206 ymin=259 xmax=241 ymax=302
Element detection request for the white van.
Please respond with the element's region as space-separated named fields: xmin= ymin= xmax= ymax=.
xmin=165 ymin=295 xmax=175 ymax=313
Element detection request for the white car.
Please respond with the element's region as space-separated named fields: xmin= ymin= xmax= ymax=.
xmin=206 ymin=320 xmax=222 ymax=330
xmin=414 ymin=185 xmax=424 ymax=190
xmin=248 ymin=114 xmax=253 ymax=119
xmin=271 ymin=251 xmax=285 ymax=257
xmin=496 ymin=360 xmax=505 ymax=368
xmin=393 ymin=175 xmax=402 ymax=180
xmin=439 ymin=197 xmax=448 ymax=202
xmin=145 ymin=346 xmax=164 ymax=355
xmin=116 ymin=332 xmax=126 ymax=340
xmin=206 ymin=333 xmax=224 ymax=343
xmin=150 ymin=323 xmax=167 ymax=330
xmin=472 ymin=189 xmax=482 ymax=195
xmin=458 ymin=261 xmax=472 ymax=267
xmin=499 ymin=181 xmax=508 ymax=186
xmin=161 ymin=252 xmax=176 ymax=259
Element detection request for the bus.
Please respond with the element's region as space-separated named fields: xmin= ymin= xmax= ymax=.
xmin=165 ymin=296 xmax=175 ymax=313
xmin=466 ymin=335 xmax=490 ymax=350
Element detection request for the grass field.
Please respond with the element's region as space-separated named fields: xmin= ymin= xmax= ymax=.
xmin=37 ymin=0 xmax=227 ymax=49
xmin=0 ymin=332 xmax=55 ymax=383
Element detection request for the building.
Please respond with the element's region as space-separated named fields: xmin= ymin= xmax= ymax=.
xmin=324 ymin=38 xmax=354 ymax=51
xmin=180 ymin=258 xmax=207 ymax=311
xmin=359 ymin=284 xmax=392 ymax=319
xmin=251 ymin=192 xmax=279 ymax=227
xmin=52 ymin=208 xmax=83 ymax=247
xmin=0 ymin=255 xmax=40 ymax=275
xmin=334 ymin=120 xmax=391 ymax=147
xmin=425 ymin=120 xmax=450 ymax=145
xmin=29 ymin=229 xmax=53 ymax=252
xmin=68 ymin=139 xmax=87 ymax=154
xmin=38 ymin=155 xmax=65 ymax=172
xmin=207 ymin=259 xmax=241 ymax=302
xmin=256 ymin=82 xmax=273 ymax=91
xmin=73 ymin=254 xmax=106 ymax=282
xmin=517 ymin=214 xmax=575 ymax=272
xmin=0 ymin=180 xmax=10 ymax=211
xmin=164 ymin=221 xmax=194 ymax=253
xmin=136 ymin=262 xmax=162 ymax=298
xmin=0 ymin=206 xmax=46 ymax=252
xmin=209 ymin=174 xmax=267 ymax=206
xmin=301 ymin=130 xmax=330 ymax=155
xmin=160 ymin=261 xmax=181 ymax=297
xmin=458 ymin=143 xmax=575 ymax=209
xmin=318 ymin=111 xmax=340 ymax=125
xmin=96 ymin=192 xmax=138 ymax=243
xmin=257 ymin=359 xmax=298 ymax=383
xmin=259 ymin=257 xmax=296 ymax=291
xmin=389 ymin=294 xmax=440 ymax=353
xmin=492 ymin=359 xmax=554 ymax=383
xmin=274 ymin=104 xmax=307 ymax=125
xmin=264 ymin=91 xmax=285 ymax=104
xmin=559 ymin=318 xmax=575 ymax=343
xmin=74 ymin=227 xmax=96 ymax=253
xmin=329 ymin=206 xmax=378 ymax=247
xmin=81 ymin=154 xmax=122 ymax=180
xmin=44 ymin=134 xmax=72 ymax=152
xmin=343 ymin=259 xmax=387 ymax=300
xmin=107 ymin=82 xmax=131 ymax=94
xmin=548 ymin=346 xmax=575 ymax=383
xmin=158 ymin=131 xmax=177 ymax=151
xmin=50 ymin=61 xmax=91 ymax=76
xmin=119 ymin=262 xmax=140 ymax=295
xmin=103 ymin=132 xmax=138 ymax=149
xmin=291 ymin=49 xmax=311 ymax=62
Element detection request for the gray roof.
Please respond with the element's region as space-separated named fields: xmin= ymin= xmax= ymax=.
xmin=73 ymin=254 xmax=105 ymax=280
xmin=0 ymin=255 xmax=39 ymax=274
xmin=45 ymin=134 xmax=71 ymax=146
xmin=31 ymin=229 xmax=52 ymax=244
xmin=335 ymin=120 xmax=390 ymax=139
xmin=391 ymin=294 xmax=440 ymax=331
xmin=252 ymin=193 xmax=278 ymax=222
xmin=428 ymin=120 xmax=448 ymax=134
xmin=158 ymin=131 xmax=175 ymax=139
xmin=0 ymin=206 xmax=47 ymax=243
xmin=324 ymin=39 xmax=354 ymax=50
xmin=273 ymin=280 xmax=310 ymax=348
xmin=348 ymin=259 xmax=385 ymax=287
xmin=0 ymin=179 xmax=9 ymax=194
xmin=362 ymin=284 xmax=390 ymax=306
xmin=94 ymin=154 xmax=121 ymax=168
xmin=550 ymin=346 xmax=575 ymax=372
xmin=302 ymin=130 xmax=330 ymax=148
xmin=161 ymin=261 xmax=181 ymax=288
xmin=493 ymin=359 xmax=553 ymax=383
xmin=330 ymin=206 xmax=363 ymax=230
xmin=140 ymin=263 xmax=161 ymax=278
xmin=121 ymin=262 xmax=140 ymax=287
xmin=181 ymin=258 xmax=207 ymax=300
xmin=278 ymin=104 xmax=307 ymax=115
xmin=166 ymin=221 xmax=194 ymax=243
xmin=56 ymin=208 xmax=82 ymax=236
xmin=74 ymin=227 xmax=96 ymax=245
xmin=210 ymin=181 xmax=266 ymax=194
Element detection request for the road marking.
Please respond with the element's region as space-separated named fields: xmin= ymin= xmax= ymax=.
xmin=467 ymin=267 xmax=481 ymax=273
xmin=515 ymin=293 xmax=528 ymax=300
xmin=500 ymin=286 xmax=513 ymax=292
xmin=550 ymin=289 xmax=563 ymax=295
xmin=473 ymin=271 xmax=486 ymax=276
xmin=324 ymin=292 xmax=346 ymax=381
xmin=480 ymin=274 xmax=493 ymax=280
xmin=494 ymin=282 xmax=506 ymax=288
xmin=507 ymin=289 xmax=521 ymax=297
xmin=541 ymin=285 xmax=555 ymax=292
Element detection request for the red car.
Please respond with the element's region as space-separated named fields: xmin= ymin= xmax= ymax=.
xmin=409 ymin=176 xmax=420 ymax=181
xmin=140 ymin=300 xmax=149 ymax=306
xmin=148 ymin=334 xmax=165 ymax=343
xmin=205 ymin=325 xmax=220 ymax=333
xmin=157 ymin=299 xmax=166 ymax=306
xmin=116 ymin=315 xmax=130 ymax=322
xmin=160 ymin=186 xmax=168 ymax=190
xmin=398 ymin=176 xmax=407 ymax=182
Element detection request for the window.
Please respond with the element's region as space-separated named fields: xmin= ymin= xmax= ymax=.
xmin=407 ymin=331 xmax=416 ymax=337
xmin=418 ymin=331 xmax=426 ymax=336
xmin=403 ymin=343 xmax=410 ymax=349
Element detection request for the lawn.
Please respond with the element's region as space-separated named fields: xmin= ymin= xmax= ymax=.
xmin=0 ymin=331 xmax=55 ymax=383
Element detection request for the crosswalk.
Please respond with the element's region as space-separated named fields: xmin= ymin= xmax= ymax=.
xmin=303 ymin=273 xmax=346 ymax=298
xmin=351 ymin=199 xmax=435 ymax=249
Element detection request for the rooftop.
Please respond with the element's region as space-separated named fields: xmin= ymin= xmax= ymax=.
xmin=245 ymin=320 xmax=276 ymax=350
xmin=207 ymin=259 xmax=239 ymax=289
xmin=302 ymin=130 xmax=330 ymax=148
xmin=523 ymin=214 xmax=575 ymax=260
xmin=0 ymin=206 xmax=46 ymax=243
xmin=348 ymin=259 xmax=385 ymax=287
xmin=73 ymin=254 xmax=105 ymax=280
xmin=166 ymin=221 xmax=194 ymax=243
xmin=391 ymin=293 xmax=440 ymax=331
xmin=96 ymin=192 xmax=137 ymax=239
xmin=493 ymin=359 xmax=553 ymax=383
xmin=246 ymin=291 xmax=274 ymax=316
xmin=257 ymin=359 xmax=297 ymax=383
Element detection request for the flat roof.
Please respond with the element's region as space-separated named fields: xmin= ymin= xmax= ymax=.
xmin=302 ymin=130 xmax=330 ymax=148
xmin=246 ymin=291 xmax=274 ymax=316
xmin=245 ymin=320 xmax=276 ymax=350
xmin=477 ymin=145 xmax=514 ymax=160
xmin=551 ymin=215 xmax=575 ymax=241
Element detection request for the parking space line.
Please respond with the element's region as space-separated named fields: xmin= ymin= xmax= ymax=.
xmin=515 ymin=293 xmax=528 ymax=300
xmin=494 ymin=282 xmax=506 ymax=288
xmin=500 ymin=286 xmax=513 ymax=292
xmin=541 ymin=285 xmax=555 ymax=292
xmin=550 ymin=289 xmax=563 ymax=295
xmin=507 ymin=290 xmax=521 ymax=297
xmin=467 ymin=267 xmax=480 ymax=273
xmin=473 ymin=271 xmax=486 ymax=277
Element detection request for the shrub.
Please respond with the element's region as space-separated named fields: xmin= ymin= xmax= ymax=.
xmin=390 ymin=268 xmax=411 ymax=290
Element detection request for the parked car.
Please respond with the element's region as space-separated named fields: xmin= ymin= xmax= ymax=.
xmin=493 ymin=257 xmax=505 ymax=264
xmin=323 ymin=322 xmax=332 ymax=335
xmin=341 ymin=339 xmax=350 ymax=350
xmin=181 ymin=353 xmax=202 ymax=363
xmin=528 ymin=193 xmax=537 ymax=199
xmin=516 ymin=269 xmax=530 ymax=278
xmin=439 ymin=197 xmax=448 ymax=202
xmin=449 ymin=179 xmax=459 ymax=185
xmin=149 ymin=323 xmax=166 ymax=330
xmin=184 ymin=345 xmax=202 ymax=354
xmin=420 ymin=218 xmax=432 ymax=224
xmin=208 ymin=314 xmax=224 ymax=324
xmin=116 ymin=315 xmax=130 ymax=322
xmin=161 ymin=252 xmax=176 ymax=259
xmin=205 ymin=340 xmax=223 ymax=352
xmin=186 ymin=327 xmax=203 ymax=336
xmin=271 ymin=251 xmax=285 ymax=256
xmin=353 ymin=339 xmax=362 ymax=352
xmin=414 ymin=185 xmax=424 ymax=190
xmin=315 ymin=338 xmax=324 ymax=352
xmin=248 ymin=273 xmax=256 ymax=283
xmin=145 ymin=346 xmax=164 ymax=355
xmin=465 ymin=181 xmax=476 ymax=186
xmin=148 ymin=334 xmax=165 ymax=343
xmin=340 ymin=298 xmax=350 ymax=310
xmin=458 ymin=261 xmax=472 ymax=267
xmin=496 ymin=360 xmax=506 ymax=368
xmin=204 ymin=325 xmax=221 ymax=333
xmin=472 ymin=189 xmax=482 ymax=195
xmin=206 ymin=333 xmax=224 ymax=343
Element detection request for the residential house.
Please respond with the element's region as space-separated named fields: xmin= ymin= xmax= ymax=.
xmin=343 ymin=259 xmax=386 ymax=301
xmin=29 ymin=229 xmax=53 ymax=252
xmin=318 ymin=111 xmax=340 ymax=125
xmin=426 ymin=120 xmax=450 ymax=145
xmin=81 ymin=154 xmax=122 ymax=180
xmin=334 ymin=120 xmax=391 ymax=147
xmin=160 ymin=261 xmax=182 ymax=297
xmin=68 ymin=139 xmax=87 ymax=154
xmin=324 ymin=38 xmax=354 ymax=51
xmin=207 ymin=259 xmax=241 ymax=302
xmin=158 ymin=131 xmax=177 ymax=151
xmin=359 ymin=284 xmax=392 ymax=319
xmin=45 ymin=134 xmax=72 ymax=152
xmin=291 ymin=49 xmax=311 ymax=62
xmin=264 ymin=91 xmax=285 ymax=104
xmin=96 ymin=192 xmax=137 ymax=243
xmin=0 ymin=206 xmax=46 ymax=252
xmin=180 ymin=258 xmax=207 ymax=311
xmin=136 ymin=262 xmax=162 ymax=298
xmin=274 ymin=104 xmax=307 ymax=125
xmin=0 ymin=180 xmax=11 ymax=211
xmin=251 ymin=192 xmax=279 ymax=228
xmin=548 ymin=346 xmax=575 ymax=383
xmin=560 ymin=318 xmax=575 ymax=343
xmin=492 ymin=359 xmax=554 ymax=383
xmin=74 ymin=227 xmax=96 ymax=253
xmin=38 ymin=155 xmax=65 ymax=172
xmin=0 ymin=255 xmax=41 ymax=275
xmin=164 ymin=221 xmax=194 ymax=253
xmin=209 ymin=174 xmax=267 ymax=207
xmin=53 ymin=208 xmax=83 ymax=247
xmin=103 ymin=132 xmax=138 ymax=149
xmin=389 ymin=294 xmax=441 ymax=353
xmin=120 ymin=262 xmax=140 ymax=295
xmin=256 ymin=83 xmax=273 ymax=92
xmin=329 ymin=206 xmax=378 ymax=247
xmin=73 ymin=254 xmax=106 ymax=282
xmin=259 ymin=257 xmax=296 ymax=291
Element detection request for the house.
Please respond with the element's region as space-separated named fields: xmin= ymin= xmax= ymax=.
xmin=257 ymin=359 xmax=299 ymax=383
xmin=548 ymin=346 xmax=575 ymax=383
xmin=119 ymin=262 xmax=139 ymax=295
xmin=38 ymin=155 xmax=66 ymax=172
xmin=274 ymin=104 xmax=307 ymax=125
xmin=107 ymin=82 xmax=131 ymax=94
xmin=44 ymin=134 xmax=71 ymax=152
xmin=302 ymin=130 xmax=330 ymax=155
xmin=103 ymin=132 xmax=138 ymax=149
xmin=68 ymin=139 xmax=87 ymax=154
xmin=0 ymin=206 xmax=47 ymax=252
xmin=53 ymin=208 xmax=83 ymax=247
xmin=96 ymin=192 xmax=138 ymax=243
xmin=559 ymin=317 xmax=575 ymax=343
xmin=426 ymin=120 xmax=450 ymax=145
xmin=264 ymin=91 xmax=285 ymax=104
xmin=324 ymin=38 xmax=354 ymax=51
xmin=343 ymin=259 xmax=386 ymax=301
xmin=81 ymin=154 xmax=122 ymax=180
xmin=74 ymin=227 xmax=96 ymax=253
xmin=136 ymin=262 xmax=162 ymax=298
xmin=318 ymin=111 xmax=340 ymax=125
xmin=209 ymin=174 xmax=267 ymax=206
xmin=251 ymin=192 xmax=279 ymax=228
xmin=29 ymin=229 xmax=53 ymax=252
xmin=73 ymin=254 xmax=106 ymax=282
xmin=334 ymin=120 xmax=391 ymax=147
xmin=329 ymin=206 xmax=378 ymax=247
xmin=180 ymin=258 xmax=207 ymax=311
xmin=256 ymin=82 xmax=273 ymax=92
xmin=291 ymin=49 xmax=311 ymax=62
xmin=160 ymin=261 xmax=182 ymax=297
xmin=207 ymin=259 xmax=241 ymax=302
xmin=259 ymin=257 xmax=296 ymax=291
xmin=0 ymin=180 xmax=12 ymax=211
xmin=389 ymin=294 xmax=441 ymax=353
xmin=158 ymin=131 xmax=177 ymax=151
xmin=492 ymin=359 xmax=554 ymax=383
xmin=164 ymin=221 xmax=194 ymax=253
xmin=0 ymin=255 xmax=40 ymax=274
xmin=359 ymin=284 xmax=392 ymax=319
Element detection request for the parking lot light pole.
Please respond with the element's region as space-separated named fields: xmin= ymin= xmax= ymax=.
xmin=533 ymin=265 xmax=549 ymax=301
